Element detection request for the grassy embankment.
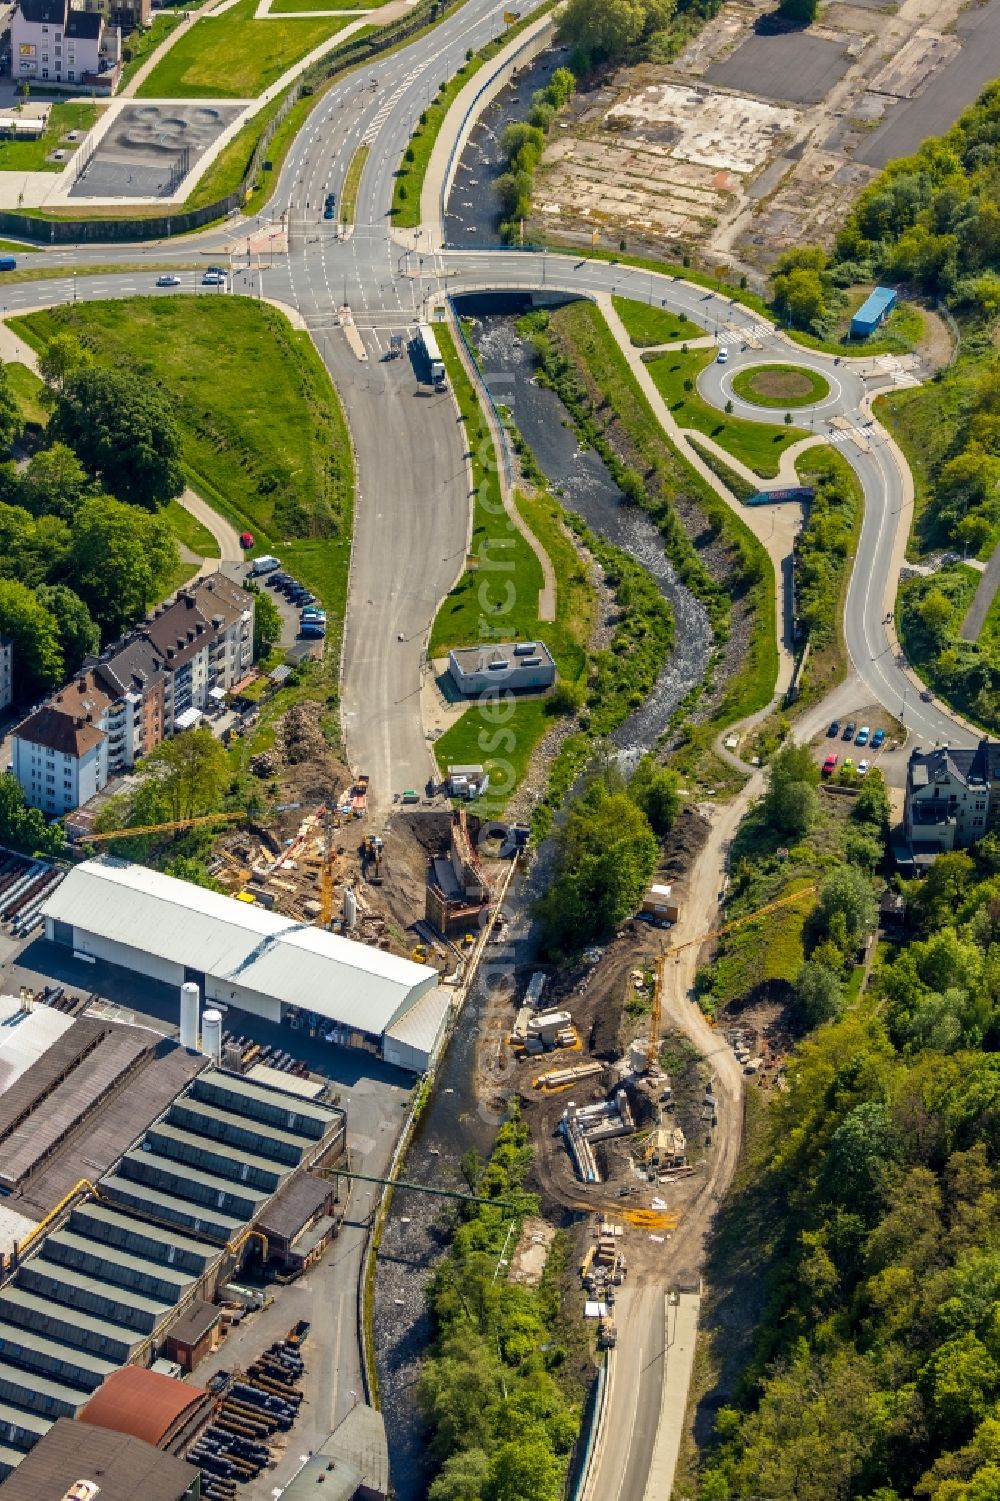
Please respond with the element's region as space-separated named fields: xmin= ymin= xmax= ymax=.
xmin=0 ymin=102 xmax=97 ymax=173
xmin=118 ymin=12 xmax=183 ymax=91
xmin=531 ymin=300 xmax=778 ymax=788
xmin=431 ymin=324 xmax=675 ymax=828
xmin=645 ymin=346 xmax=807 ymax=478
xmin=6 ymin=363 xmax=48 ymax=428
xmin=339 ymin=143 xmax=369 ymax=224
xmin=791 ymin=445 xmax=863 ymax=707
xmin=391 ymin=5 xmax=554 ymax=228
xmin=429 ymin=324 xmax=590 ymax=805
xmin=730 ymin=363 xmax=830 ymax=408
xmin=611 ymin=294 xmax=703 ymax=347
xmin=138 ymin=0 xmax=354 ymax=97
xmin=13 ymin=298 xmax=353 ymax=748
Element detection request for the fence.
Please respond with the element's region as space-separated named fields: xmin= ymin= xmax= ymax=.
xmin=0 ymin=0 xmax=454 ymax=244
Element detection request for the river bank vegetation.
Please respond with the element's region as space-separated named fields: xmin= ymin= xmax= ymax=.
xmin=522 ymin=301 xmax=778 ymax=743
xmin=420 ymin=1106 xmax=585 ymax=1501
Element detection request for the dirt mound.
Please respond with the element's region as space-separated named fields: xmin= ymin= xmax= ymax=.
xmin=280 ymin=702 xmax=328 ymax=765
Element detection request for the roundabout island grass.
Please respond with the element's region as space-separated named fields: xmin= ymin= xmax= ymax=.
xmin=731 ymin=363 xmax=830 ymax=408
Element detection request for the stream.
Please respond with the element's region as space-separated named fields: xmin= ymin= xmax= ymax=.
xmin=373 ymin=62 xmax=714 ymax=1501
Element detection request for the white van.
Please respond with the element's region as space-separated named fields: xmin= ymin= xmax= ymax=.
xmin=249 ymin=555 xmax=280 ymax=576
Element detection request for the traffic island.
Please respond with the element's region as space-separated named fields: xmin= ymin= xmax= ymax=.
xmin=730 ymin=362 xmax=831 ymax=408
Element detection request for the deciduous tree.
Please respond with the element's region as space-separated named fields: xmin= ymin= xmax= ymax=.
xmin=52 ymin=365 xmax=184 ymax=509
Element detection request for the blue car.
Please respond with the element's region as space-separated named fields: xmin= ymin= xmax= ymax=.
xmin=871 ymin=727 xmax=885 ymax=749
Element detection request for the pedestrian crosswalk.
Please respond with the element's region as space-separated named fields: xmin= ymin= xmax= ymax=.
xmin=716 ymin=320 xmax=771 ymax=347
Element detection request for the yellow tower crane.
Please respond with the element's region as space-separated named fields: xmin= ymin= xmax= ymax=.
xmin=77 ymin=811 xmax=246 ymax=845
xmin=645 ymin=884 xmax=817 ymax=1072
xmin=320 ymin=811 xmax=336 ymax=929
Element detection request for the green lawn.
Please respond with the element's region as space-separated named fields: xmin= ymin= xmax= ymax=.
xmin=731 ymin=363 xmax=830 ymax=409
xmin=12 ymin=299 xmax=352 ymax=550
xmin=138 ymin=0 xmax=352 ymax=97
xmin=430 ymin=325 xmax=597 ymax=811
xmin=0 ymin=102 xmax=98 ymax=173
xmin=6 ymin=362 xmax=48 ymax=427
xmin=645 ymin=346 xmax=807 ymax=478
xmin=118 ymin=12 xmax=183 ymax=91
xmin=340 ymin=143 xmax=368 ymax=224
xmin=163 ymin=497 xmax=218 ymax=558
xmin=269 ymin=0 xmax=389 ymax=10
xmin=429 ymin=326 xmax=546 ymax=654
xmin=612 ymin=295 xmax=704 ymax=348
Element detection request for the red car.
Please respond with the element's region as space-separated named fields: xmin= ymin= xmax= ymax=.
xmin=239 ymin=532 xmax=254 ymax=549
xmin=822 ymin=753 xmax=838 ymax=777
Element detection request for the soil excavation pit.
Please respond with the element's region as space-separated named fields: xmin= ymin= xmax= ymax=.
xmin=71 ymin=101 xmax=244 ymax=198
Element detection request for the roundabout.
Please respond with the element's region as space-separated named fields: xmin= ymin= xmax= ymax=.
xmin=730 ymin=361 xmax=830 ymax=408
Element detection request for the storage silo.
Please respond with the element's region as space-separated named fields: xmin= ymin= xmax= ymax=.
xmin=179 ymin=982 xmax=200 ymax=1050
xmin=202 ymin=1008 xmax=223 ymax=1066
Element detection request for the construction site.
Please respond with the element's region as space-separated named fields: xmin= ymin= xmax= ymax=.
xmin=529 ymin=0 xmax=992 ymax=273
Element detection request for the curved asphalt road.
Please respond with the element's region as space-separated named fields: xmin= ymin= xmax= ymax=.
xmin=0 ymin=3 xmax=976 ymax=1496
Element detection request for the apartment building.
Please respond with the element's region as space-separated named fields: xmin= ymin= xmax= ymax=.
xmin=11 ymin=0 xmax=120 ymax=90
xmin=12 ymin=675 xmax=111 ymax=817
xmin=0 ymin=638 xmax=12 ymax=714
xmin=11 ymin=577 xmax=255 ymax=816
xmin=904 ymin=739 xmax=1000 ymax=861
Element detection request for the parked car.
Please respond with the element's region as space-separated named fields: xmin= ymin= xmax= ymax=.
xmin=267 ymin=572 xmax=289 ymax=588
xmin=871 ymin=727 xmax=885 ymax=749
xmin=300 ymin=621 xmax=326 ymax=639
xmin=248 ymin=554 xmax=280 ymax=577
xmin=301 ymin=609 xmax=326 ymax=624
xmin=822 ymin=754 xmax=838 ymax=777
xmin=827 ymin=721 xmax=840 ymax=737
xmin=858 ymin=759 xmax=870 ymax=776
xmin=855 ymin=725 xmax=870 ymax=746
xmin=239 ymin=531 xmax=254 ymax=549
xmin=156 ymin=274 xmax=182 ymax=287
xmin=843 ymin=721 xmax=856 ymax=741
xmin=842 ymin=757 xmax=855 ymax=772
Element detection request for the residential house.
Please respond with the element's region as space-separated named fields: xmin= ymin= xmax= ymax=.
xmin=11 ymin=576 xmax=256 ymax=816
xmin=903 ymin=739 xmax=1000 ymax=862
xmin=12 ymin=674 xmax=112 ymax=816
xmin=77 ymin=0 xmax=149 ymax=36
xmin=0 ymin=638 xmax=12 ymax=714
xmin=11 ymin=0 xmax=120 ymax=91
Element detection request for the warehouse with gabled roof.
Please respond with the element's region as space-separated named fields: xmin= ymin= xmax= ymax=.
xmin=41 ymin=858 xmax=451 ymax=1072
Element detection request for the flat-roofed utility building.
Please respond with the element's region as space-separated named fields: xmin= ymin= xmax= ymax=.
xmin=41 ymin=858 xmax=450 ymax=1072
xmin=447 ymin=641 xmax=556 ymax=696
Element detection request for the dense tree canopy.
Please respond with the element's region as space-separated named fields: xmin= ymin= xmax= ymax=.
xmin=0 ymin=578 xmax=63 ymax=700
xmin=52 ymin=366 xmax=184 ymax=510
xmin=537 ymin=773 xmax=659 ymax=953
xmin=69 ymin=496 xmax=176 ymax=641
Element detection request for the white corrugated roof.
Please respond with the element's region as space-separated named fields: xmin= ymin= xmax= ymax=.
xmin=383 ymin=985 xmax=452 ymax=1058
xmin=0 ymin=999 xmax=74 ymax=1096
xmin=42 ymin=860 xmax=439 ymax=1038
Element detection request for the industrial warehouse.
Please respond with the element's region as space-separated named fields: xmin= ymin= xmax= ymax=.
xmin=40 ymin=858 xmax=453 ymax=1074
xmin=0 ymin=982 xmax=348 ymax=1486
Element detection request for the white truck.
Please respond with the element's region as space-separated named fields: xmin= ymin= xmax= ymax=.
xmin=417 ymin=323 xmax=446 ymax=387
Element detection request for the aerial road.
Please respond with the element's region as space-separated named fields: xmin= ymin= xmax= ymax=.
xmin=0 ymin=10 xmax=979 ymax=1496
